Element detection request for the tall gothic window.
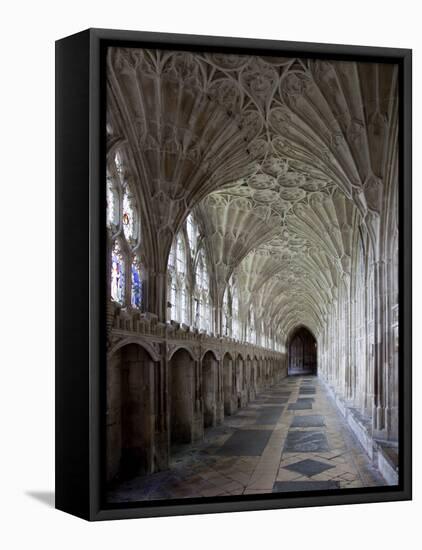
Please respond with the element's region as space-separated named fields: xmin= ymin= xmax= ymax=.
xmin=167 ymin=232 xmax=189 ymax=324
xmin=262 ymin=319 xmax=266 ymax=347
xmin=176 ymin=235 xmax=186 ymax=277
xmin=131 ymin=256 xmax=142 ymax=308
xmin=122 ymin=188 xmax=138 ymax=245
xmin=196 ymin=248 xmax=211 ymax=332
xmin=107 ymin=149 xmax=142 ymax=309
xmin=111 ymin=240 xmax=125 ymax=304
xmin=264 ymin=323 xmax=271 ymax=349
xmin=231 ymin=277 xmax=240 ymax=341
xmin=181 ymin=287 xmax=188 ymax=325
xmin=222 ymin=286 xmax=231 ymax=337
xmin=248 ymin=308 xmax=256 ymax=344
xmin=106 ymin=173 xmax=119 ymax=230
xmin=186 ymin=213 xmax=198 ymax=258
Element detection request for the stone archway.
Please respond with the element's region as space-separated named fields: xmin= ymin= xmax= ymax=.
xmin=288 ymin=327 xmax=317 ymax=375
xmin=107 ymin=343 xmax=155 ymax=481
xmin=169 ymin=348 xmax=195 ymax=445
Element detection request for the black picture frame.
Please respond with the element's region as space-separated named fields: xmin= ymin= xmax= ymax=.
xmin=55 ymin=28 xmax=412 ymax=521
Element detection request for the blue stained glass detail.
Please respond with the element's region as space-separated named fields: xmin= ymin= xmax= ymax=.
xmin=131 ymin=262 xmax=142 ymax=308
xmin=111 ymin=242 xmax=125 ymax=304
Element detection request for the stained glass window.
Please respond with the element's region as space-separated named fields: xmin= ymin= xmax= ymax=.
xmin=196 ymin=249 xmax=211 ymax=332
xmin=222 ymin=287 xmax=230 ymax=336
xmin=168 ymin=242 xmax=176 ymax=271
xmin=114 ymin=151 xmax=124 ymax=181
xmin=194 ymin=297 xmax=200 ymax=327
xmin=200 ymin=296 xmax=211 ymax=333
xmin=181 ymin=287 xmax=188 ymax=325
xmin=122 ymin=188 xmax=137 ymax=244
xmin=111 ymin=241 xmax=125 ymax=304
xmin=131 ymin=257 xmax=142 ymax=308
xmin=248 ymin=308 xmax=256 ymax=344
xmin=170 ymin=281 xmax=177 ymax=321
xmin=167 ymin=232 xmax=188 ymax=324
xmin=186 ymin=213 xmax=198 ymax=256
xmin=106 ymin=175 xmax=119 ymax=229
xmin=232 ymin=280 xmax=240 ymax=340
xmin=259 ymin=319 xmax=265 ymax=347
xmin=197 ymin=250 xmax=209 ymax=292
xmin=176 ymin=234 xmax=186 ymax=276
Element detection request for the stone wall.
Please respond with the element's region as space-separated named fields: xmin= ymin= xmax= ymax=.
xmin=106 ymin=310 xmax=287 ymax=482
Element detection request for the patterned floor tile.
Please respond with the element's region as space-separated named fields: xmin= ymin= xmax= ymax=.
xmin=215 ymin=429 xmax=273 ymax=456
xmin=291 ymin=415 xmax=325 ymax=428
xmin=283 ymin=430 xmax=330 ymax=453
xmin=288 ymin=401 xmax=313 ymax=410
xmin=282 ymin=458 xmax=336 ymax=477
xmin=107 ymin=375 xmax=386 ymax=503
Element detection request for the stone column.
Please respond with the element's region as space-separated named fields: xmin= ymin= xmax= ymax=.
xmin=216 ymin=357 xmax=225 ymax=424
xmin=372 ymin=259 xmax=387 ymax=436
xmin=154 ymin=345 xmax=170 ymax=472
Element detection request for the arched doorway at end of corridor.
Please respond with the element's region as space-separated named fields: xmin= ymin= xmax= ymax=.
xmin=288 ymin=326 xmax=317 ymax=376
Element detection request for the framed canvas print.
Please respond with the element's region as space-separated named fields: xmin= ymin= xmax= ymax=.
xmin=55 ymin=28 xmax=412 ymax=521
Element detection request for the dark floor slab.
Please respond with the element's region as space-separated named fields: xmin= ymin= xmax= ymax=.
xmin=256 ymin=407 xmax=284 ymax=425
xmin=288 ymin=401 xmax=313 ymax=410
xmin=283 ymin=458 xmax=335 ymax=477
xmin=273 ymin=480 xmax=340 ymax=493
xmin=215 ymin=429 xmax=272 ymax=456
xmin=283 ymin=430 xmax=330 ymax=453
xmin=299 ymin=387 xmax=316 ymax=394
xmin=297 ymin=397 xmax=315 ymax=404
xmin=259 ymin=405 xmax=284 ymax=413
xmin=226 ymin=417 xmax=256 ymax=427
xmin=264 ymin=398 xmax=289 ymax=405
xmin=291 ymin=415 xmax=325 ymax=428
xmin=232 ymin=412 xmax=258 ymax=419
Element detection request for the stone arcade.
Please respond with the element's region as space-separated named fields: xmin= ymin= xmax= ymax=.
xmin=105 ymin=48 xmax=399 ymax=496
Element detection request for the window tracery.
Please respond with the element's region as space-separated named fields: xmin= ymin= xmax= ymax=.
xmin=131 ymin=256 xmax=142 ymax=309
xmin=196 ymin=248 xmax=211 ymax=332
xmin=167 ymin=232 xmax=189 ymax=324
xmin=107 ymin=149 xmax=142 ymax=309
xmin=248 ymin=308 xmax=256 ymax=344
xmin=122 ymin=188 xmax=137 ymax=245
xmin=106 ymin=173 xmax=119 ymax=230
xmin=111 ymin=240 xmax=125 ymax=304
xmin=231 ymin=277 xmax=240 ymax=341
xmin=186 ymin=213 xmax=198 ymax=258
xmin=222 ymin=286 xmax=231 ymax=337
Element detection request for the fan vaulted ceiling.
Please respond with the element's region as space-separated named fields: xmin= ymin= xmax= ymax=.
xmin=107 ymin=47 xmax=398 ymax=340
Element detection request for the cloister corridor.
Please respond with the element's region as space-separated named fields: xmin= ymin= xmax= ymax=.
xmin=105 ymin=48 xmax=400 ymax=501
xmin=108 ymin=374 xmax=385 ymax=503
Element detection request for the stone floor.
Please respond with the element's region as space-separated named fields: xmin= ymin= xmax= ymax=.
xmin=107 ymin=375 xmax=386 ymax=503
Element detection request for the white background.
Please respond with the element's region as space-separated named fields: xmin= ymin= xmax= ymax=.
xmin=0 ymin=0 xmax=419 ymax=548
